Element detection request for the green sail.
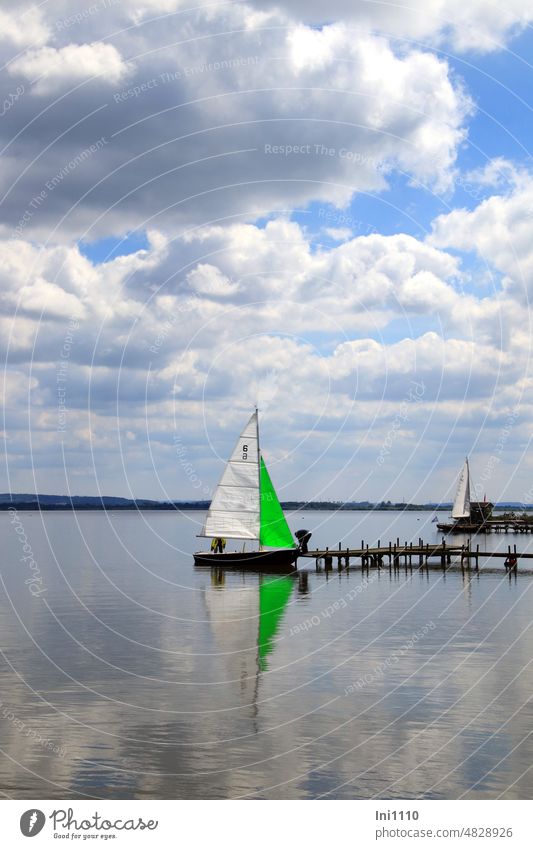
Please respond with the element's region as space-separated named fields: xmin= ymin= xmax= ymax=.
xmin=259 ymin=456 xmax=296 ymax=549
xmin=258 ymin=577 xmax=294 ymax=670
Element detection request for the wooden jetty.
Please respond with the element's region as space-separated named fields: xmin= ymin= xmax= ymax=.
xmin=300 ymin=538 xmax=531 ymax=572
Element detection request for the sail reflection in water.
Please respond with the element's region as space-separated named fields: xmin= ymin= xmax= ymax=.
xmin=204 ymin=572 xmax=294 ymax=708
xmin=258 ymin=577 xmax=294 ymax=671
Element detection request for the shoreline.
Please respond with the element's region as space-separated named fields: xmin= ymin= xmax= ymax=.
xmin=0 ymin=502 xmax=530 ymax=513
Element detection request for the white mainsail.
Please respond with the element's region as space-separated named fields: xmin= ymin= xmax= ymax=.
xmin=200 ymin=411 xmax=260 ymax=539
xmin=451 ymin=458 xmax=471 ymax=519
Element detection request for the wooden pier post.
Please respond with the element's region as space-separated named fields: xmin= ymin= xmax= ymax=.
xmin=298 ymin=571 xmax=309 ymax=593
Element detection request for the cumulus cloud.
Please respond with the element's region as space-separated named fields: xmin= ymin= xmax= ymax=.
xmin=8 ymin=42 xmax=130 ymax=94
xmin=186 ymin=264 xmax=240 ymax=297
xmin=429 ymin=168 xmax=533 ymax=303
xmin=245 ymin=0 xmax=533 ymax=52
xmin=0 ymin=217 xmax=516 ymax=369
xmin=0 ymin=5 xmax=471 ymax=241
xmin=0 ymin=0 xmax=530 ymax=499
xmin=16 ymin=0 xmax=529 ymax=58
xmin=0 ymin=215 xmax=527 ymax=497
xmin=0 ymin=6 xmax=50 ymax=48
xmin=324 ymin=227 xmax=352 ymax=241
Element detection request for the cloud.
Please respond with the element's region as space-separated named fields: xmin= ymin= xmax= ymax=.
xmin=429 ymin=168 xmax=533 ymax=303
xmin=186 ymin=264 xmax=240 ymax=297
xmin=0 ymin=214 xmax=528 ymax=497
xmin=0 ymin=6 xmax=50 ymax=48
xmin=0 ymin=6 xmax=471 ymax=241
xmin=245 ymin=0 xmax=533 ymax=52
xmin=0 ymin=217 xmax=512 ymax=367
xmin=333 ymin=332 xmax=513 ymax=399
xmin=0 ymin=1 xmax=529 ymax=500
xmin=8 ymin=42 xmax=130 ymax=95
xmin=324 ymin=227 xmax=352 ymax=241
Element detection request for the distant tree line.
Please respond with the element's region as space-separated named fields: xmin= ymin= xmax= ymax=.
xmin=1 ymin=495 xmax=531 ymax=512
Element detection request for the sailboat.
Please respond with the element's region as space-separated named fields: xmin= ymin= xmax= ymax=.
xmin=437 ymin=457 xmax=474 ymax=532
xmin=451 ymin=457 xmax=471 ymax=520
xmin=193 ymin=410 xmax=300 ymax=571
xmin=437 ymin=457 xmax=494 ymax=533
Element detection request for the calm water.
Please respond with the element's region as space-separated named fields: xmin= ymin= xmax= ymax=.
xmin=1 ymin=509 xmax=533 ymax=800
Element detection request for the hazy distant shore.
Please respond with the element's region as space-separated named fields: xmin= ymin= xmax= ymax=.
xmin=1 ymin=496 xmax=531 ymax=512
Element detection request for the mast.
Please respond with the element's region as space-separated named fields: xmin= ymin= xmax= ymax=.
xmin=256 ymin=406 xmax=262 ymax=551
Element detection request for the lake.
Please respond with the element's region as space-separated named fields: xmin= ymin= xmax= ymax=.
xmin=1 ymin=508 xmax=533 ymax=799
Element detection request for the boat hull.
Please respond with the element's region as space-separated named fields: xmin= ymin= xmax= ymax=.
xmin=193 ymin=548 xmax=298 ymax=572
xmin=437 ymin=522 xmax=487 ymax=534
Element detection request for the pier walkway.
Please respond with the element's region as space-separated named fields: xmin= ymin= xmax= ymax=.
xmin=299 ymin=538 xmax=530 ymax=571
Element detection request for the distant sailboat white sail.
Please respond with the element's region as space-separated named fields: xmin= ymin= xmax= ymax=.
xmin=451 ymin=458 xmax=471 ymax=519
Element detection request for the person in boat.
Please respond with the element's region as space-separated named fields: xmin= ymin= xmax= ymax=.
xmin=504 ymin=554 xmax=517 ymax=570
xmin=211 ymin=537 xmax=226 ymax=554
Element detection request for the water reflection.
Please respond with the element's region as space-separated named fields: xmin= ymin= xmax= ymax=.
xmin=1 ymin=511 xmax=533 ymax=799
xmin=206 ymin=571 xmax=293 ymax=674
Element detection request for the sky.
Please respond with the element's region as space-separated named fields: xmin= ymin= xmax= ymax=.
xmin=0 ymin=0 xmax=532 ymax=503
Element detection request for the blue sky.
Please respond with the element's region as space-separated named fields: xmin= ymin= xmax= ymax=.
xmin=79 ymin=231 xmax=150 ymax=264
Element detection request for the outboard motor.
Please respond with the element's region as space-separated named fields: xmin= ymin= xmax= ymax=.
xmin=295 ymin=529 xmax=312 ymax=554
